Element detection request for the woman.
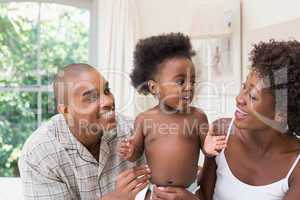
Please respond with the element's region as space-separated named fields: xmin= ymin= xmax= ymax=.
xmin=199 ymin=40 xmax=300 ymax=200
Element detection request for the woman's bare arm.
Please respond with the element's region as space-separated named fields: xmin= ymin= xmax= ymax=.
xmin=197 ymin=157 xmax=217 ymax=200
xmin=197 ymin=118 xmax=231 ymax=200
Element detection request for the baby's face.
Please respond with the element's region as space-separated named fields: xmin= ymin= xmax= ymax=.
xmin=155 ymin=57 xmax=196 ymax=112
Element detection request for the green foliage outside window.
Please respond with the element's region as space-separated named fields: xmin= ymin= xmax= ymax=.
xmin=0 ymin=2 xmax=89 ymax=176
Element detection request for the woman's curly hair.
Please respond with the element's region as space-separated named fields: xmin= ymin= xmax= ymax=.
xmin=130 ymin=32 xmax=195 ymax=95
xmin=249 ymin=39 xmax=300 ymax=137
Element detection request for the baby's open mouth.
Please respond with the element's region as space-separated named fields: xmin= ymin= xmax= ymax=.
xmin=182 ymin=94 xmax=192 ymax=102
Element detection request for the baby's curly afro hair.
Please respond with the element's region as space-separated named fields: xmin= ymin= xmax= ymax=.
xmin=130 ymin=32 xmax=195 ymax=95
xmin=249 ymin=39 xmax=300 ymax=137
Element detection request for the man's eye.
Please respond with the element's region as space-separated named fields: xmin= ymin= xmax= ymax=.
xmin=175 ymin=79 xmax=185 ymax=86
xmin=88 ymin=94 xmax=99 ymax=102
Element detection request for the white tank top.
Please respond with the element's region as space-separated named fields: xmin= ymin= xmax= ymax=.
xmin=213 ymin=119 xmax=300 ymax=200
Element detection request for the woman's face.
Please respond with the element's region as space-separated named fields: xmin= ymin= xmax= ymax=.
xmin=234 ymin=70 xmax=277 ymax=131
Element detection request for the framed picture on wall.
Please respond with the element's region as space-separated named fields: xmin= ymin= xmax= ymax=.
xmin=190 ymin=0 xmax=241 ymax=122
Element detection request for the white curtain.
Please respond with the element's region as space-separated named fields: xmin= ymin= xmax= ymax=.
xmin=95 ymin=0 xmax=140 ymax=117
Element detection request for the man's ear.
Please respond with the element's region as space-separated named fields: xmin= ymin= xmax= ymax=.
xmin=57 ymin=104 xmax=68 ymax=114
xmin=148 ymin=80 xmax=159 ymax=96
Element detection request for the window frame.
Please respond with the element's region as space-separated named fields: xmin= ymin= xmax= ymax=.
xmin=0 ymin=0 xmax=96 ymax=125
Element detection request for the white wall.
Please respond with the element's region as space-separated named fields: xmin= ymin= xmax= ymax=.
xmin=0 ymin=178 xmax=23 ymax=200
xmin=243 ymin=0 xmax=300 ymax=30
xmin=136 ymin=0 xmax=192 ymax=37
xmin=136 ymin=0 xmax=234 ymax=38
xmin=242 ymin=0 xmax=300 ymax=78
xmin=137 ymin=0 xmax=300 ymax=80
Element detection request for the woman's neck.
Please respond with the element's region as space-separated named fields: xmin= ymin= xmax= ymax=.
xmin=237 ymin=127 xmax=285 ymax=156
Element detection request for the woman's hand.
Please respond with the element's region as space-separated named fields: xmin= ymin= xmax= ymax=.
xmin=152 ymin=185 xmax=200 ymax=200
xmin=114 ymin=165 xmax=151 ymax=200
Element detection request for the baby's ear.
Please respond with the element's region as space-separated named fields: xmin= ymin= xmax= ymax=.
xmin=148 ymin=80 xmax=159 ymax=96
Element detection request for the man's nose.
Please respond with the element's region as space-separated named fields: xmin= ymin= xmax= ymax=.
xmin=100 ymin=94 xmax=115 ymax=110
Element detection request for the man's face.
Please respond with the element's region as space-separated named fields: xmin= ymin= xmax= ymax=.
xmin=65 ymin=70 xmax=116 ymax=137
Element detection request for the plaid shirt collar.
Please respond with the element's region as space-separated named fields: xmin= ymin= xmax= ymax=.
xmin=52 ymin=114 xmax=119 ymax=165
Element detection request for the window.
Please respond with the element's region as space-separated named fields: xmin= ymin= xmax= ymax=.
xmin=0 ymin=1 xmax=90 ymax=177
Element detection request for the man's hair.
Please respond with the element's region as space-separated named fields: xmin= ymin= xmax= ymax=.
xmin=249 ymin=39 xmax=300 ymax=137
xmin=130 ymin=32 xmax=196 ymax=95
xmin=53 ymin=63 xmax=96 ymax=107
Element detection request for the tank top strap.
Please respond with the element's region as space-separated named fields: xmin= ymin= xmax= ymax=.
xmin=221 ymin=118 xmax=235 ymax=154
xmin=286 ymin=154 xmax=300 ymax=179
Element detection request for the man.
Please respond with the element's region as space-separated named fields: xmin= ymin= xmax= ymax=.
xmin=18 ymin=63 xmax=150 ymax=200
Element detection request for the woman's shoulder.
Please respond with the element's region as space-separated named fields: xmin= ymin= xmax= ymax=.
xmin=288 ymin=142 xmax=300 ymax=196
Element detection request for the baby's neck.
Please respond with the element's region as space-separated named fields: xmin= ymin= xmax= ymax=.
xmin=156 ymin=103 xmax=192 ymax=115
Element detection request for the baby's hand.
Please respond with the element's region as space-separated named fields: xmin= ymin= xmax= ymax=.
xmin=203 ymin=126 xmax=227 ymax=157
xmin=118 ymin=137 xmax=135 ymax=160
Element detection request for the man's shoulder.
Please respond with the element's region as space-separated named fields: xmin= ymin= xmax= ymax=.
xmin=20 ymin=114 xmax=64 ymax=164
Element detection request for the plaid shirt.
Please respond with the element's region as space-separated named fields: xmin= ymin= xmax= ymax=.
xmin=18 ymin=114 xmax=144 ymax=200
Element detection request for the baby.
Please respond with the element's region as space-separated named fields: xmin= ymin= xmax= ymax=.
xmin=118 ymin=33 xmax=226 ymax=199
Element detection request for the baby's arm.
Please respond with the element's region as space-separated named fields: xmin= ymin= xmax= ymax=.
xmin=118 ymin=114 xmax=145 ymax=162
xmin=193 ymin=107 xmax=227 ymax=157
xmin=192 ymin=107 xmax=208 ymax=147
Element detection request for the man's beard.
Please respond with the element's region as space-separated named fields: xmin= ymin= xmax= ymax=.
xmin=78 ymin=119 xmax=104 ymax=138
